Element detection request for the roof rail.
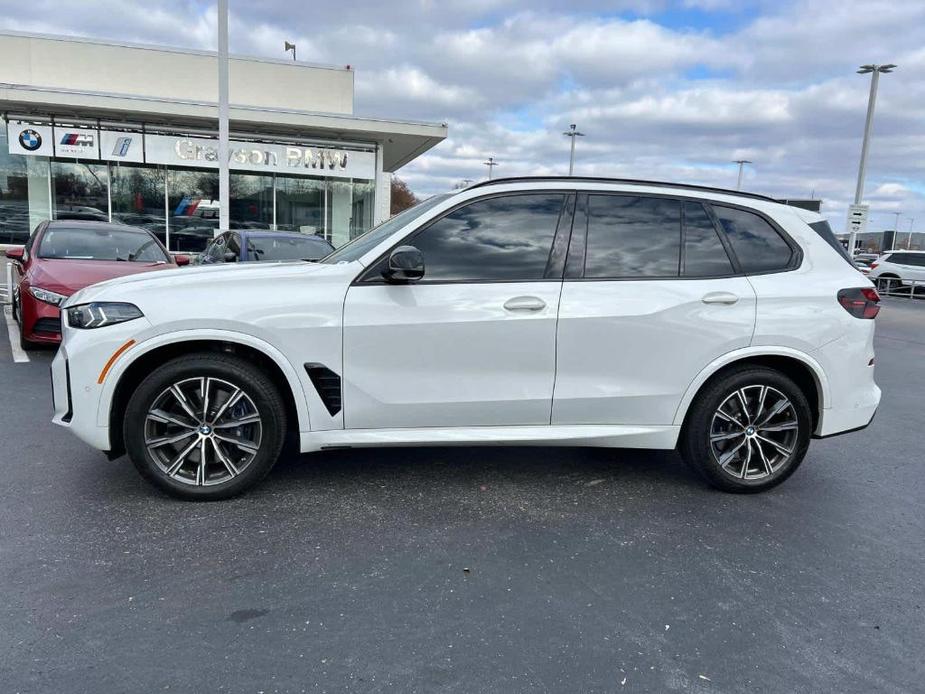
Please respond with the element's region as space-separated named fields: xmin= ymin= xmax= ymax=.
xmin=466 ymin=176 xmax=780 ymax=204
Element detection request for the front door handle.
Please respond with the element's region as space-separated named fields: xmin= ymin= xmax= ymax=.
xmin=503 ymin=296 xmax=547 ymax=312
xmin=701 ymin=292 xmax=739 ymax=305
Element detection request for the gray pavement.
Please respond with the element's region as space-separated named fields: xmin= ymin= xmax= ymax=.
xmin=0 ymin=298 xmax=923 ymax=693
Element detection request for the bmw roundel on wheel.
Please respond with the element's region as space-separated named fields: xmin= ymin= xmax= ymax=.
xmin=51 ymin=177 xmax=881 ymax=500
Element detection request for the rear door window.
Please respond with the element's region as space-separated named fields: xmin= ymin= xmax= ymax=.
xmin=682 ymin=202 xmax=734 ymax=277
xmin=712 ymin=206 xmax=794 ymax=273
xmin=584 ymin=195 xmax=681 ymax=278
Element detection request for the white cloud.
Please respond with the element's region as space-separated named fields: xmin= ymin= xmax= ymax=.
xmin=0 ymin=0 xmax=922 ymax=231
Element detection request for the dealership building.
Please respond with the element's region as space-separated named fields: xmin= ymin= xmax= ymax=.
xmin=0 ymin=31 xmax=446 ymax=250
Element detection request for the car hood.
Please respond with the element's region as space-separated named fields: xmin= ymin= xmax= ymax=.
xmin=30 ymin=258 xmax=174 ymax=295
xmin=64 ymin=259 xmax=352 ymax=308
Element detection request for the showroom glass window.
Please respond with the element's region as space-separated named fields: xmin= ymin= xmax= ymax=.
xmin=713 ymin=205 xmax=794 ymax=273
xmin=276 ymin=175 xmax=325 ymax=236
xmin=111 ymin=163 xmax=166 ymax=245
xmin=0 ymin=127 xmax=42 ymax=244
xmin=167 ymin=168 xmax=219 ymax=253
xmin=229 ymin=173 xmax=273 ymax=230
xmin=584 ymin=195 xmax=681 ymax=278
xmin=406 ymin=193 xmax=565 ymax=282
xmin=51 ymin=160 xmax=109 ymax=222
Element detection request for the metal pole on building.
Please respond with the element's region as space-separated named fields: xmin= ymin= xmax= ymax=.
xmin=733 ymin=160 xmax=751 ymax=191
xmin=563 ymin=124 xmax=584 ymax=176
xmin=849 ymin=63 xmax=896 ymax=255
xmin=483 ymin=157 xmax=497 ymax=180
xmin=217 ymin=0 xmax=230 ymax=234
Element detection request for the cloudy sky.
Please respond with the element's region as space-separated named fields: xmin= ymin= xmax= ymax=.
xmin=2 ymin=0 xmax=923 ymax=232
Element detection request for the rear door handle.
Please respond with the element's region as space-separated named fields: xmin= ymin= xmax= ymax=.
xmin=503 ymin=296 xmax=547 ymax=312
xmin=701 ymin=292 xmax=739 ymax=305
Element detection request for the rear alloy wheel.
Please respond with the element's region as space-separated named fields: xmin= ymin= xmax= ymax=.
xmin=680 ymin=366 xmax=812 ymax=493
xmin=124 ymin=353 xmax=286 ymax=500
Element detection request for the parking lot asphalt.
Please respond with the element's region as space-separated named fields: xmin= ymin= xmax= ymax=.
xmin=0 ymin=296 xmax=923 ymax=693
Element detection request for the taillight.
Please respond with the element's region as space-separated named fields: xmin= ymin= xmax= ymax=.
xmin=869 ymin=262 xmax=879 ymax=271
xmin=837 ymin=287 xmax=880 ymax=319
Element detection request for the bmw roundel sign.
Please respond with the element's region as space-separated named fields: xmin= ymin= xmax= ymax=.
xmin=19 ymin=129 xmax=43 ymax=151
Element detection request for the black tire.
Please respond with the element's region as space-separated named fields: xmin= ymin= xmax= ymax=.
xmin=123 ymin=352 xmax=287 ymax=500
xmin=679 ymin=366 xmax=812 ymax=493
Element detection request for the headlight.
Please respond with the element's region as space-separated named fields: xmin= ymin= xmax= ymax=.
xmin=66 ymin=302 xmax=144 ymax=329
xmin=29 ymin=286 xmax=68 ymax=306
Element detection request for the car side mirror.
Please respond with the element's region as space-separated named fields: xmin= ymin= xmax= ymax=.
xmin=223 ymin=250 xmax=238 ymax=263
xmin=174 ymin=254 xmax=190 ymax=266
xmin=383 ymin=245 xmax=424 ymax=282
xmin=6 ymin=247 xmax=24 ymax=263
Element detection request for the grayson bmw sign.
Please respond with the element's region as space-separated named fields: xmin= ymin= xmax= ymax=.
xmin=18 ymin=129 xmax=42 ymax=151
xmin=174 ymin=138 xmax=349 ymax=171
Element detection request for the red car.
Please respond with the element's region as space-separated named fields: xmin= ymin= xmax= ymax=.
xmin=8 ymin=220 xmax=188 ymax=350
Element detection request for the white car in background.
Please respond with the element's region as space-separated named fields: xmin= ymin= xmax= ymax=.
xmin=867 ymin=250 xmax=925 ymax=291
xmin=51 ymin=177 xmax=881 ymax=500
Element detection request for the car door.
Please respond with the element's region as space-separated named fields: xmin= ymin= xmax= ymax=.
xmin=342 ymin=192 xmax=574 ymax=429
xmin=553 ymin=194 xmax=757 ymax=426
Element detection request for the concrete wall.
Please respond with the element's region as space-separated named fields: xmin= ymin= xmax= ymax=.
xmin=0 ymin=32 xmax=354 ymax=115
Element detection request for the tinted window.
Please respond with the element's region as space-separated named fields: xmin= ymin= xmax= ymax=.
xmin=246 ymin=235 xmax=332 ymax=261
xmin=407 ymin=194 xmax=565 ymax=281
xmin=38 ymin=226 xmax=169 ymax=262
xmin=889 ymin=253 xmax=925 ymax=267
xmin=713 ymin=206 xmax=793 ymax=273
xmin=584 ymin=195 xmax=680 ymax=278
xmin=809 ymin=220 xmax=853 ymax=265
xmin=683 ymin=202 xmax=734 ymax=276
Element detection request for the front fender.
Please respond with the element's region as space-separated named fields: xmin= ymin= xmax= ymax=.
xmin=96 ymin=327 xmax=312 ymax=432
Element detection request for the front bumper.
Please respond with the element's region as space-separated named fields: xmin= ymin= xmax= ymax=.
xmin=22 ymin=294 xmax=63 ymax=344
xmin=51 ymin=316 xmax=152 ymax=452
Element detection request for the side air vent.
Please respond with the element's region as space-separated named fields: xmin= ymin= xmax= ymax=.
xmin=304 ymin=363 xmax=342 ymax=416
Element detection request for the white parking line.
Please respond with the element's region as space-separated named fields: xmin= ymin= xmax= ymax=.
xmin=3 ymin=305 xmax=29 ymax=363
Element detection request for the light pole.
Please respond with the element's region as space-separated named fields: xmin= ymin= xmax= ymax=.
xmin=284 ymin=41 xmax=296 ymax=61
xmin=848 ymin=63 xmax=897 ymax=255
xmin=563 ymin=124 xmax=584 ymax=176
xmin=733 ymin=160 xmax=751 ymax=190
xmin=483 ymin=157 xmax=497 ymax=180
xmin=908 ymin=217 xmax=915 ymax=249
xmin=217 ymin=0 xmax=230 ymax=234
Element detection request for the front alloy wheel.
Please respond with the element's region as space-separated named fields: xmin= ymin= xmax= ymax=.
xmin=144 ymin=377 xmax=263 ymax=487
xmin=124 ymin=353 xmax=287 ymax=500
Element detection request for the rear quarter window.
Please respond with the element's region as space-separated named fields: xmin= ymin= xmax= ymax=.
xmin=808 ymin=220 xmax=854 ymax=266
xmin=712 ymin=206 xmax=795 ymax=273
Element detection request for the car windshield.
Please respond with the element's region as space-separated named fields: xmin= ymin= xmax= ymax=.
xmin=246 ymin=235 xmax=332 ymax=261
xmin=319 ymin=194 xmax=451 ymax=264
xmin=38 ymin=226 xmax=169 ymax=262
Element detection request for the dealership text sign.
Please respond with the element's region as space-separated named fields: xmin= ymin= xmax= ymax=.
xmin=145 ymin=134 xmax=375 ymax=179
xmin=6 ymin=121 xmax=376 ymax=180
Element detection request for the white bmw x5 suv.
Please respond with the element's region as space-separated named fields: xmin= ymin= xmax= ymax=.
xmin=51 ymin=177 xmax=881 ymax=500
